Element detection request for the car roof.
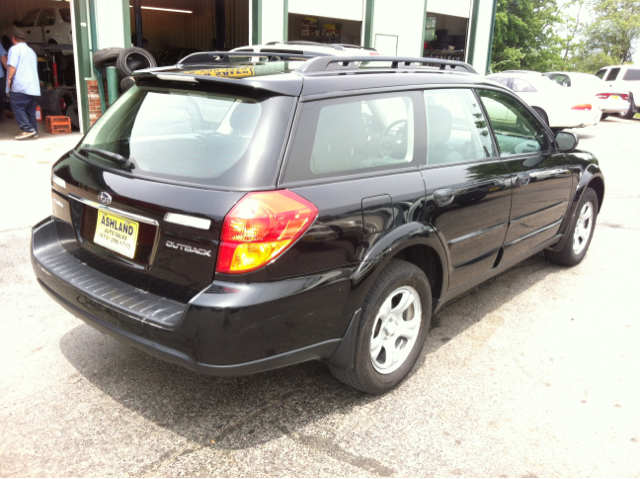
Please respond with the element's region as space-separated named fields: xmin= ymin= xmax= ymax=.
xmin=134 ymin=53 xmax=495 ymax=98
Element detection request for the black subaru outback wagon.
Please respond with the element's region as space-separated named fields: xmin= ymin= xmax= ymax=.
xmin=32 ymin=53 xmax=604 ymax=394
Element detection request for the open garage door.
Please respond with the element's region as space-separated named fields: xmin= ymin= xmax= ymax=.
xmin=129 ymin=0 xmax=249 ymax=66
xmin=0 ymin=0 xmax=80 ymax=138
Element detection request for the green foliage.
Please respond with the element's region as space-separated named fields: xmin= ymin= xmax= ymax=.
xmin=490 ymin=0 xmax=640 ymax=74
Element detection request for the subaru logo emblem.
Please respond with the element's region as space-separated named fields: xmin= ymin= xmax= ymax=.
xmin=98 ymin=192 xmax=112 ymax=205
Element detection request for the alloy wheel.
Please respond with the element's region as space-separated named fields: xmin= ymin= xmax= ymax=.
xmin=370 ymin=286 xmax=422 ymax=374
xmin=573 ymin=201 xmax=594 ymax=255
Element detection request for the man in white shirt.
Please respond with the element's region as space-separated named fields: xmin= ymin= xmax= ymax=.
xmin=0 ymin=43 xmax=7 ymax=121
xmin=6 ymin=29 xmax=41 ymax=140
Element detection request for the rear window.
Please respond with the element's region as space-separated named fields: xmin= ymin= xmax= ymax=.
xmin=605 ymin=68 xmax=620 ymax=81
xmin=623 ymin=69 xmax=640 ymax=81
xmin=79 ymin=84 xmax=293 ymax=189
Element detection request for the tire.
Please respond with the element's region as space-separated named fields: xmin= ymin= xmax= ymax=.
xmin=544 ymin=187 xmax=598 ymax=266
xmin=93 ymin=47 xmax=123 ymax=68
xmin=66 ymin=104 xmax=79 ymax=130
xmin=119 ymin=76 xmax=136 ymax=93
xmin=532 ymin=107 xmax=549 ymax=126
xmin=600 ymin=113 xmax=609 ymax=121
xmin=329 ymin=259 xmax=432 ymax=394
xmin=40 ymin=88 xmax=75 ymax=116
xmin=619 ymin=94 xmax=636 ymax=119
xmin=116 ymin=47 xmax=156 ymax=78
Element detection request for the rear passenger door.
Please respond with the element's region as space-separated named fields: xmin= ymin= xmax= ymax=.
xmin=419 ymin=88 xmax=513 ymax=293
xmin=277 ymin=91 xmax=427 ymax=277
xmin=477 ymin=89 xmax=574 ymax=265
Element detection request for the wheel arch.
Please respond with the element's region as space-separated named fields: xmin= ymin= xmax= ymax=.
xmin=352 ymin=222 xmax=449 ymax=309
xmin=587 ymin=175 xmax=605 ymax=213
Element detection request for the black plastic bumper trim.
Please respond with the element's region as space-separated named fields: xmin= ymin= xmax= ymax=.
xmin=39 ymin=278 xmax=341 ymax=376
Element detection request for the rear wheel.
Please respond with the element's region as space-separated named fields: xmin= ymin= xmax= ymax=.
xmin=329 ymin=259 xmax=431 ymax=394
xmin=544 ymin=188 xmax=598 ymax=266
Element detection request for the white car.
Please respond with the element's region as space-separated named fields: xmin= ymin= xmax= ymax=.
xmin=486 ymin=71 xmax=601 ymax=129
xmin=1 ymin=7 xmax=72 ymax=55
xmin=595 ymin=65 xmax=640 ymax=119
xmin=544 ymin=71 xmax=631 ymax=119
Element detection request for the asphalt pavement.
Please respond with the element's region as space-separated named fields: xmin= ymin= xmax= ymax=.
xmin=1 ymin=117 xmax=639 ymax=477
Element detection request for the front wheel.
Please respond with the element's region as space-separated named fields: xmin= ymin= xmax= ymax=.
xmin=329 ymin=260 xmax=432 ymax=394
xmin=544 ymin=187 xmax=598 ymax=266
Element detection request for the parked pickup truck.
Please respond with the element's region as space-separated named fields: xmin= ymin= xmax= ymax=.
xmin=595 ymin=65 xmax=640 ymax=118
xmin=1 ymin=7 xmax=72 ymax=55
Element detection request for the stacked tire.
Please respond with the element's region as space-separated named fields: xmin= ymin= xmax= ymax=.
xmin=93 ymin=46 xmax=157 ymax=96
xmin=39 ymin=87 xmax=80 ymax=130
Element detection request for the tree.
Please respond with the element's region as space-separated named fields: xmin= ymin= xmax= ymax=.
xmin=490 ymin=0 xmax=568 ymax=72
xmin=581 ymin=0 xmax=640 ymax=63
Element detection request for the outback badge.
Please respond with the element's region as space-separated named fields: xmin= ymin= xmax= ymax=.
xmin=98 ymin=192 xmax=112 ymax=205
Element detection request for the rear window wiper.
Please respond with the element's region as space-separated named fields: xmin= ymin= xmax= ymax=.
xmin=80 ymin=147 xmax=134 ymax=169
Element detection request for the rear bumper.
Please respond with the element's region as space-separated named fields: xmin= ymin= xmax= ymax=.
xmin=32 ymin=217 xmax=355 ymax=375
xmin=600 ymin=97 xmax=630 ymax=114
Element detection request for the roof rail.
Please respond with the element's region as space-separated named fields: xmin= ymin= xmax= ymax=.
xmin=297 ymin=56 xmax=478 ymax=74
xmin=178 ymin=51 xmax=328 ymax=65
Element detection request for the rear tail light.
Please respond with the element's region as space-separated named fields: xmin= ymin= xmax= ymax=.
xmin=621 ymin=94 xmax=629 ymax=101
xmin=571 ymin=104 xmax=592 ymax=110
xmin=216 ymin=190 xmax=318 ymax=274
xmin=596 ymin=93 xmax=610 ymax=99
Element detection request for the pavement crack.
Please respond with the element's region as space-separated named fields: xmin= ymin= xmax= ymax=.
xmin=281 ymin=426 xmax=396 ymax=477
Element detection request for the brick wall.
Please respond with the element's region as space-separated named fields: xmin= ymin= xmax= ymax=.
xmin=87 ymin=79 xmax=102 ymax=126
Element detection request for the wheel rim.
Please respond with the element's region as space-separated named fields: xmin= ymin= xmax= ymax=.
xmin=573 ymin=201 xmax=594 ymax=255
xmin=370 ymin=285 xmax=422 ymax=374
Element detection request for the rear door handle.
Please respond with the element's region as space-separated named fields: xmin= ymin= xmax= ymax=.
xmin=434 ymin=188 xmax=455 ymax=207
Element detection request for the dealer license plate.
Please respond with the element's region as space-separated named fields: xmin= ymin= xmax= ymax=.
xmin=94 ymin=210 xmax=139 ymax=259
xmin=611 ymin=95 xmax=619 ymax=100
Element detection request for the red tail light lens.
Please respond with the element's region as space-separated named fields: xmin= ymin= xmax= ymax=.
xmin=572 ymin=104 xmax=592 ymax=110
xmin=216 ymin=190 xmax=318 ymax=274
xmin=621 ymin=94 xmax=629 ymax=101
xmin=596 ymin=93 xmax=610 ymax=99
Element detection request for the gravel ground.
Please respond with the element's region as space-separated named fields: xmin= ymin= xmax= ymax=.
xmin=1 ymin=117 xmax=639 ymax=477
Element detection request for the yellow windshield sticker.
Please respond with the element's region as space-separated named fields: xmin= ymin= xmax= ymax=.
xmin=187 ymin=67 xmax=255 ymax=78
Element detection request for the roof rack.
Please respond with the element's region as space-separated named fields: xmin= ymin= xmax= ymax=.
xmin=297 ymin=55 xmax=478 ymax=74
xmin=178 ymin=51 xmax=328 ymax=66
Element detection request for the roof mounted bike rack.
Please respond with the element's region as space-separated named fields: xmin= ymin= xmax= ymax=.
xmin=297 ymin=55 xmax=478 ymax=74
xmin=178 ymin=51 xmax=328 ymax=66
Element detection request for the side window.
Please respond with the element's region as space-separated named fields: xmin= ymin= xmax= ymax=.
xmin=424 ymin=89 xmax=495 ymax=165
xmin=20 ymin=9 xmax=40 ymax=27
xmin=555 ymin=74 xmax=571 ymax=87
xmin=595 ymin=69 xmax=606 ymax=79
xmin=605 ymin=68 xmax=620 ymax=81
xmin=38 ymin=9 xmax=55 ymax=27
xmin=283 ymin=92 xmax=419 ymax=183
xmin=623 ymin=69 xmax=640 ymax=81
xmin=477 ymin=89 xmax=549 ymax=157
xmin=511 ymin=78 xmax=537 ymax=92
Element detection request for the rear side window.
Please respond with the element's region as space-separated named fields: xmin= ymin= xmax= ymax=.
xmin=59 ymin=8 xmax=71 ymax=22
xmin=477 ymin=89 xmax=549 ymax=156
xmin=283 ymin=92 xmax=421 ymax=183
xmin=38 ymin=9 xmax=55 ymax=26
xmin=511 ymin=78 xmax=537 ymax=92
xmin=595 ymin=69 xmax=606 ymax=79
xmin=79 ymin=85 xmax=294 ymax=189
xmin=424 ymin=89 xmax=495 ymax=165
xmin=623 ymin=69 xmax=640 ymax=81
xmin=605 ymin=68 xmax=620 ymax=81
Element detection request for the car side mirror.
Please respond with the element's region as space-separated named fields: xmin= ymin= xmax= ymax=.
xmin=555 ymin=131 xmax=579 ymax=152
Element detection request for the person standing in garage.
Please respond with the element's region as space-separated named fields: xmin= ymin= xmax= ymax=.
xmin=6 ymin=29 xmax=40 ymax=140
xmin=0 ymin=43 xmax=7 ymax=122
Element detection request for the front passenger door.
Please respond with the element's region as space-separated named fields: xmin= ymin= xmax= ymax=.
xmin=477 ymin=89 xmax=574 ymax=265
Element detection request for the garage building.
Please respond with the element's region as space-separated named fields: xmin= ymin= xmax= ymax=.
xmin=0 ymin=0 xmax=497 ymax=134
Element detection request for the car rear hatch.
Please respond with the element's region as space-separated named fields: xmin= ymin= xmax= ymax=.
xmin=49 ymin=71 xmax=299 ymax=303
